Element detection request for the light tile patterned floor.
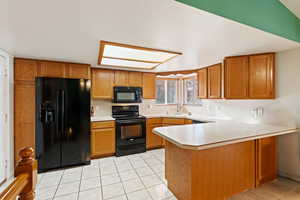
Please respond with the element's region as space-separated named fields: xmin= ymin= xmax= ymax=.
xmin=36 ymin=149 xmax=174 ymax=200
xmin=36 ymin=148 xmax=300 ymax=200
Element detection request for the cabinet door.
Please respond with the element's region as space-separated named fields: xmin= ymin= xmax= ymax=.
xmin=256 ymin=137 xmax=277 ymax=186
xmin=14 ymin=83 xmax=35 ymax=164
xmin=114 ymin=70 xmax=129 ymax=86
xmin=249 ymin=54 xmax=275 ymax=99
xmin=224 ymin=56 xmax=249 ymax=99
xmin=92 ymin=69 xmax=114 ymax=99
xmin=128 ymin=71 xmax=142 ymax=87
xmin=67 ymin=64 xmax=90 ymax=79
xmin=14 ymin=58 xmax=38 ymax=81
xmin=147 ymin=124 xmax=163 ymax=149
xmin=198 ymin=68 xmax=207 ymax=98
xmin=143 ymin=73 xmax=156 ymax=99
xmin=38 ymin=61 xmax=66 ymax=78
xmin=91 ymin=128 xmax=115 ymax=157
xmin=208 ymin=64 xmax=222 ymax=99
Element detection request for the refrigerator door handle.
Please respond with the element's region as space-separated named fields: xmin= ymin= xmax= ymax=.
xmin=61 ymin=90 xmax=65 ymax=138
xmin=56 ymin=90 xmax=62 ymax=137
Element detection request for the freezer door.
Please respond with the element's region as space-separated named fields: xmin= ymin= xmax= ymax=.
xmin=61 ymin=79 xmax=91 ymax=167
xmin=36 ymin=78 xmax=62 ymax=172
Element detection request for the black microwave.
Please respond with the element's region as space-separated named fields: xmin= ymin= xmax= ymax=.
xmin=113 ymin=87 xmax=142 ymax=103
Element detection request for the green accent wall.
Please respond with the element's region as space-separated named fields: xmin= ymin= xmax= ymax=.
xmin=175 ymin=0 xmax=300 ymax=43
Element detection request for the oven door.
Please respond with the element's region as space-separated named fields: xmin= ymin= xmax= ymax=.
xmin=113 ymin=87 xmax=142 ymax=103
xmin=116 ymin=119 xmax=146 ymax=146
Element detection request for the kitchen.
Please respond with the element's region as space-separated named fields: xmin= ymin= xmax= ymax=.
xmin=1 ymin=0 xmax=300 ymax=200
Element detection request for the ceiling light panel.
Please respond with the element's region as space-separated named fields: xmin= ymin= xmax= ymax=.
xmin=103 ymin=45 xmax=177 ymax=63
xmin=101 ymin=57 xmax=158 ymax=69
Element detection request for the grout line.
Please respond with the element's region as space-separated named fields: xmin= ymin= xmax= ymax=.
xmin=113 ymin=158 xmax=129 ymax=200
xmin=76 ymin=167 xmax=83 ymax=200
xmin=98 ymin=160 xmax=105 ymax=200
xmin=52 ymin=170 xmax=65 ymax=200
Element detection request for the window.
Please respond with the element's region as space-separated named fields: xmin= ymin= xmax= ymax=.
xmin=156 ymin=79 xmax=177 ymax=104
xmin=183 ymin=77 xmax=200 ymax=105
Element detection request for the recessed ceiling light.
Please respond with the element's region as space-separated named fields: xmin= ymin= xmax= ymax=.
xmin=98 ymin=41 xmax=182 ymax=70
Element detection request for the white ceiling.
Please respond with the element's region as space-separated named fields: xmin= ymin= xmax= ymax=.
xmin=280 ymin=0 xmax=300 ymax=19
xmin=0 ymin=0 xmax=299 ymax=72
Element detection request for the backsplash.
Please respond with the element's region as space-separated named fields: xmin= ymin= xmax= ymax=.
xmin=91 ymin=99 xmax=179 ymax=117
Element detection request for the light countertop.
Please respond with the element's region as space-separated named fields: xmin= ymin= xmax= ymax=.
xmin=91 ymin=116 xmax=115 ymax=122
xmin=90 ymin=114 xmax=222 ymax=122
xmin=153 ymin=121 xmax=298 ymax=150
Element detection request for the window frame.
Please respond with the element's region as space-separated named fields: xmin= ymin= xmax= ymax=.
xmin=183 ymin=76 xmax=200 ymax=105
xmin=155 ymin=78 xmax=178 ymax=105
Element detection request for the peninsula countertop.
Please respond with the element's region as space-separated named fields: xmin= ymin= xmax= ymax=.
xmin=153 ymin=121 xmax=298 ymax=150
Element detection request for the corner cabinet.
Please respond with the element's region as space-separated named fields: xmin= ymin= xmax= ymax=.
xmin=224 ymin=53 xmax=275 ymax=99
xmin=92 ymin=69 xmax=114 ymax=99
xmin=198 ymin=68 xmax=207 ymax=98
xmin=198 ymin=64 xmax=222 ymax=99
xmin=207 ymin=64 xmax=222 ymax=99
xmin=91 ymin=121 xmax=115 ymax=158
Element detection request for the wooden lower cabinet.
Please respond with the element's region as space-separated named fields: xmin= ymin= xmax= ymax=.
xmin=147 ymin=124 xmax=163 ymax=149
xmin=146 ymin=118 xmax=163 ymax=149
xmin=256 ymin=137 xmax=277 ymax=186
xmin=91 ymin=121 xmax=115 ymax=157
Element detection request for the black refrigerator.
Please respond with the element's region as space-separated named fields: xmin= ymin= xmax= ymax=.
xmin=36 ymin=77 xmax=91 ymax=172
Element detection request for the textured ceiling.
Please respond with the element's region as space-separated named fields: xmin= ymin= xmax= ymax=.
xmin=0 ymin=0 xmax=299 ymax=72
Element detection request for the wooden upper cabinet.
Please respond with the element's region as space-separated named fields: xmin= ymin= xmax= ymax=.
xmin=14 ymin=58 xmax=38 ymax=81
xmin=256 ymin=137 xmax=277 ymax=186
xmin=249 ymin=53 xmax=275 ymax=99
xmin=143 ymin=73 xmax=156 ymax=99
xmin=38 ymin=61 xmax=66 ymax=78
xmin=224 ymin=56 xmax=249 ymax=99
xmin=67 ymin=63 xmax=90 ymax=79
xmin=92 ymin=69 xmax=114 ymax=99
xmin=207 ymin=64 xmax=222 ymax=99
xmin=198 ymin=68 xmax=208 ymax=99
xmin=128 ymin=71 xmax=142 ymax=87
xmin=114 ymin=70 xmax=129 ymax=86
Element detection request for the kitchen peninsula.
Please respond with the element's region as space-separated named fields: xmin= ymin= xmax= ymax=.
xmin=153 ymin=121 xmax=298 ymax=200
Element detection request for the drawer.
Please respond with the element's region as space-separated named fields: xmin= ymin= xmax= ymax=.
xmin=147 ymin=118 xmax=162 ymax=125
xmin=162 ymin=118 xmax=185 ymax=125
xmin=92 ymin=121 xmax=115 ymax=129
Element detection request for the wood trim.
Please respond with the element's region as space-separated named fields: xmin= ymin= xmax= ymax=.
xmin=100 ymin=40 xmax=182 ymax=55
xmin=100 ymin=64 xmax=158 ymax=71
xmin=225 ymin=52 xmax=275 ymax=59
xmin=98 ymin=41 xmax=182 ymax=70
xmin=14 ymin=57 xmax=90 ymax=66
xmin=0 ymin=147 xmax=37 ymax=200
xmin=0 ymin=174 xmax=29 ymax=200
xmin=103 ymin=56 xmax=161 ymax=64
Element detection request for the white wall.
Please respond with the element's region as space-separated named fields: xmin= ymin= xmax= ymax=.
xmin=185 ymin=47 xmax=300 ymax=181
xmin=0 ymin=49 xmax=14 ymax=192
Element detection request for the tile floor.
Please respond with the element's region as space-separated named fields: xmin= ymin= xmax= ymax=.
xmin=36 ymin=148 xmax=300 ymax=200
xmin=36 ymin=149 xmax=175 ymax=200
